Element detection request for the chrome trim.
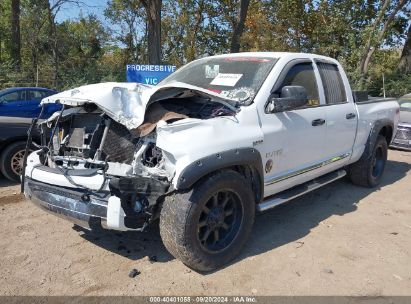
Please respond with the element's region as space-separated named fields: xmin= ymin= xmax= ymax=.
xmin=265 ymin=153 xmax=350 ymax=186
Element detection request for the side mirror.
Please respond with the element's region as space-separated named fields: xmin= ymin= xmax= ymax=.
xmin=267 ymin=86 xmax=308 ymax=113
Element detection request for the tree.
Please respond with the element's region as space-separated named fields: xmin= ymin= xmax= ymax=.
xmin=0 ymin=0 xmax=10 ymax=63
xmin=398 ymin=24 xmax=411 ymax=73
xmin=141 ymin=0 xmax=162 ymax=64
xmin=10 ymin=0 xmax=21 ymax=68
xmin=105 ymin=0 xmax=147 ymax=64
xmin=43 ymin=0 xmax=83 ymax=87
xmin=230 ymin=0 xmax=250 ymax=52
xmin=358 ymin=0 xmax=409 ymax=89
xmin=20 ymin=0 xmax=51 ymax=84
xmin=162 ymin=0 xmax=216 ymax=64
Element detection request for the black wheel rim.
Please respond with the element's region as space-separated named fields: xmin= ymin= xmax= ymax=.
xmin=372 ymin=145 xmax=385 ymax=178
xmin=197 ymin=190 xmax=243 ymax=253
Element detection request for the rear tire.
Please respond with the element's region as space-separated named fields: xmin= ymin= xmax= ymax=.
xmin=0 ymin=141 xmax=29 ymax=182
xmin=349 ymin=135 xmax=388 ymax=187
xmin=160 ymin=170 xmax=255 ymax=272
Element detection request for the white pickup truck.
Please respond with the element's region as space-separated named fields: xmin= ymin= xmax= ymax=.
xmin=23 ymin=52 xmax=399 ymax=271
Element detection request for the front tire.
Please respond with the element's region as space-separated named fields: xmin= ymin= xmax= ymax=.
xmin=349 ymin=135 xmax=388 ymax=187
xmin=0 ymin=141 xmax=30 ymax=182
xmin=160 ymin=170 xmax=255 ymax=272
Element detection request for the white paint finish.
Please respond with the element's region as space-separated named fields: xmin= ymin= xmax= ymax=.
xmin=255 ymin=55 xmax=328 ymax=197
xmin=323 ymin=102 xmax=358 ymax=164
xmin=28 ymin=52 xmax=400 ymax=203
xmin=155 ymin=104 xmax=264 ymax=188
xmin=25 ymin=152 xmax=109 ymax=191
xmin=350 ymin=100 xmax=399 ymax=163
xmin=41 ymin=82 xmax=151 ymax=130
xmin=260 ymin=107 xmax=328 ymax=197
xmin=40 ymin=81 xmax=238 ymax=130
xmin=106 ymin=196 xmax=127 ymax=231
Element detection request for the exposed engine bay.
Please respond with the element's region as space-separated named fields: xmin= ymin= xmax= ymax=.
xmin=42 ymin=96 xmax=236 ymax=172
xmin=32 ymin=93 xmax=237 ymax=220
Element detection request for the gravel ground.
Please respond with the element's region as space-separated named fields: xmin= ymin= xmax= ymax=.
xmin=0 ymin=149 xmax=410 ymax=296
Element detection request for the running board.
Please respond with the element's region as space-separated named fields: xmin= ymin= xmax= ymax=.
xmin=257 ymin=170 xmax=347 ymax=212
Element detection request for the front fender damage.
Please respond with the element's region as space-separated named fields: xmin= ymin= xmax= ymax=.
xmin=25 ymin=83 xmax=240 ymax=231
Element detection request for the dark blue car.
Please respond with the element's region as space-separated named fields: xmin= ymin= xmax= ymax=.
xmin=0 ymin=87 xmax=59 ymax=119
xmin=0 ymin=87 xmax=60 ymax=182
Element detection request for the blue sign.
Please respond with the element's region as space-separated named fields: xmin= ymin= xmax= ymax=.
xmin=126 ymin=64 xmax=176 ymax=85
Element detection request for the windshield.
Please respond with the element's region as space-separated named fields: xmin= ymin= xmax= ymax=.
xmin=399 ymin=97 xmax=411 ymax=112
xmin=160 ymin=56 xmax=278 ymax=104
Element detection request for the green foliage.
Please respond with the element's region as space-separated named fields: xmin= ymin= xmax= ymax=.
xmin=0 ymin=0 xmax=409 ymax=96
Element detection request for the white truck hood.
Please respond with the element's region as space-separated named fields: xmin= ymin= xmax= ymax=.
xmin=41 ymin=82 xmax=237 ymax=130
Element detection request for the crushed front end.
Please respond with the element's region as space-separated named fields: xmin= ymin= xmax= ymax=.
xmin=22 ymin=83 xmax=238 ymax=231
xmin=24 ymin=107 xmax=172 ymax=231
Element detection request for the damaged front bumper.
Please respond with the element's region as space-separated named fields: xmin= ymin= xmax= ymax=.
xmin=23 ymin=166 xmax=168 ymax=231
xmin=24 ymin=177 xmax=113 ymax=230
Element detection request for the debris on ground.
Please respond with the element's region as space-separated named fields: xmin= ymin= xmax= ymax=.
xmin=390 ymin=232 xmax=399 ymax=235
xmin=128 ymin=268 xmax=141 ymax=278
xmin=323 ymin=268 xmax=334 ymax=274
xmin=149 ymin=255 xmax=157 ymax=263
xmin=295 ymin=241 xmax=304 ymax=248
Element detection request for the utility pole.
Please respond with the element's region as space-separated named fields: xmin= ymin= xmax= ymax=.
xmin=36 ymin=65 xmax=39 ymax=87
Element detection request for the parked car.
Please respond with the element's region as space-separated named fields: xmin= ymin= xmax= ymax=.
xmin=0 ymin=87 xmax=59 ymax=181
xmin=390 ymin=93 xmax=411 ymax=151
xmin=23 ymin=53 xmax=399 ymax=271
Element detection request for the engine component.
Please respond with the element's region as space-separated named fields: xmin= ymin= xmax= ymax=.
xmin=109 ymin=175 xmax=169 ymax=206
xmin=142 ymin=143 xmax=163 ymax=167
xmin=101 ymin=119 xmax=137 ymax=164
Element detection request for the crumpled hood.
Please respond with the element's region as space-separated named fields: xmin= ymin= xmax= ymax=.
xmin=41 ymin=82 xmax=236 ymax=129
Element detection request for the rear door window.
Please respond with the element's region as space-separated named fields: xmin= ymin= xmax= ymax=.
xmin=27 ymin=90 xmax=49 ymax=101
xmin=317 ymin=62 xmax=347 ymax=104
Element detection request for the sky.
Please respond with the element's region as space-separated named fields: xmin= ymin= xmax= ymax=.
xmin=54 ymin=1 xmax=108 ymax=24
xmin=53 ymin=0 xmax=410 ymax=47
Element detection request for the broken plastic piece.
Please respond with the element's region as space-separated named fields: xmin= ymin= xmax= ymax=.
xmin=107 ymin=196 xmax=127 ymax=231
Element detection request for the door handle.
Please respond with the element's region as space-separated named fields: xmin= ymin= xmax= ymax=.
xmin=312 ymin=119 xmax=326 ymax=126
xmin=346 ymin=113 xmax=356 ymax=119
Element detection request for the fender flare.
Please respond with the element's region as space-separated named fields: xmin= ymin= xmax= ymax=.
xmin=175 ymin=147 xmax=264 ymax=202
xmin=363 ymin=119 xmax=394 ymax=159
